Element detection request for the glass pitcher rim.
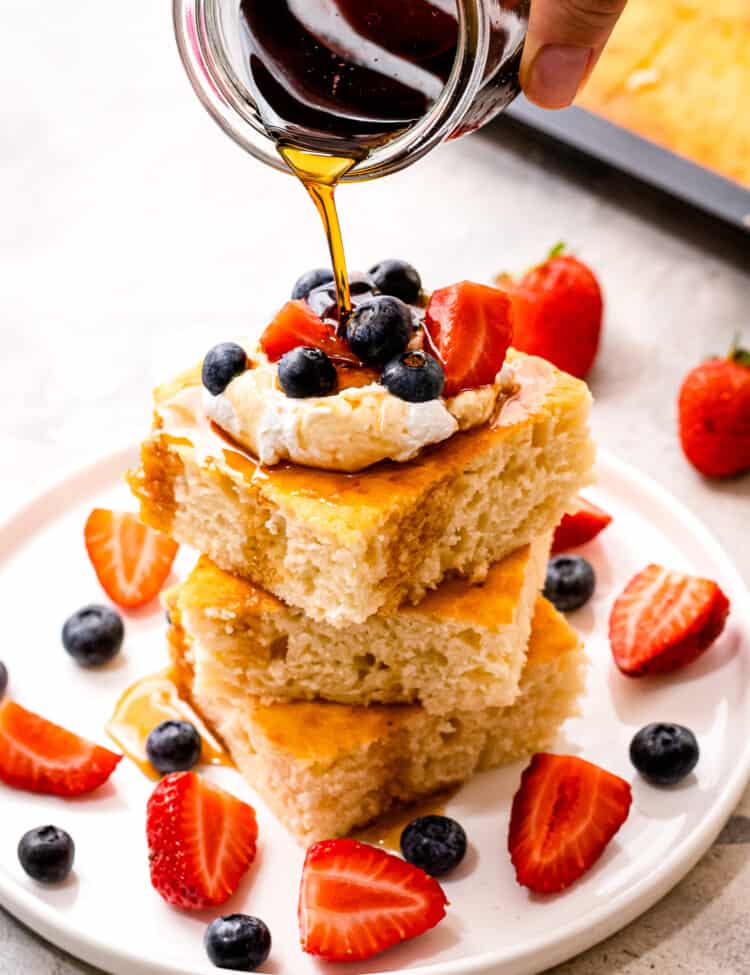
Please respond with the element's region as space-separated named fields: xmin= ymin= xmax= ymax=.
xmin=172 ymin=0 xmax=499 ymax=182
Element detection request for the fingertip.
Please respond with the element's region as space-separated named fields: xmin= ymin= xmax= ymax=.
xmin=520 ymin=44 xmax=593 ymax=110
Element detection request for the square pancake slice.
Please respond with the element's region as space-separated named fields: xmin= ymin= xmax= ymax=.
xmin=129 ymin=350 xmax=594 ymax=627
xmin=168 ymin=597 xmax=587 ymax=845
xmin=166 ymin=535 xmax=550 ymax=716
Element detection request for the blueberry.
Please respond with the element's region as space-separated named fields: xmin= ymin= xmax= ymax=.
xmin=306 ymin=284 xmax=339 ymax=320
xmin=369 ymin=259 xmax=422 ymax=305
xmin=146 ymin=720 xmax=202 ymax=774
xmin=381 ymin=351 xmax=445 ymax=403
xmin=202 ymin=343 xmax=248 ymax=396
xmin=346 ymin=296 xmax=412 ymax=366
xmin=401 ymin=815 xmax=467 ymax=877
xmin=630 ymin=723 xmax=699 ymax=786
xmin=306 ymin=274 xmax=379 ymax=320
xmin=543 ymin=555 xmax=596 ymax=612
xmin=348 ymin=272 xmax=379 ymax=296
xmin=0 ymin=661 xmax=7 ymax=700
xmin=278 ymin=346 xmax=337 ymax=398
xmin=205 ymin=915 xmax=272 ymax=971
xmin=291 ymin=267 xmax=334 ymax=301
xmin=61 ymin=605 xmax=124 ymax=668
xmin=18 ymin=826 xmax=75 ymax=884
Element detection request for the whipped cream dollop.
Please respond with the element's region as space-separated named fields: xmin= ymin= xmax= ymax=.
xmin=200 ymin=350 xmax=515 ymax=472
xmin=155 ymin=349 xmax=556 ymax=474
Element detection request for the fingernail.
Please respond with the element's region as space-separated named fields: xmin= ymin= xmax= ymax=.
xmin=523 ymin=45 xmax=592 ymax=109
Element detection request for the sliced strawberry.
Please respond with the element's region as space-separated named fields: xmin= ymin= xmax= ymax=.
xmin=299 ymin=838 xmax=447 ymax=961
xmin=146 ymin=771 xmax=258 ymax=910
xmin=84 ymin=509 xmax=178 ymax=609
xmin=260 ymin=300 xmax=357 ymax=364
xmin=552 ymin=496 xmax=613 ymax=553
xmin=0 ymin=700 xmax=121 ymax=797
xmin=424 ymin=281 xmax=513 ymax=396
xmin=609 ymin=564 xmax=730 ymax=677
xmin=509 ymin=753 xmax=631 ymax=894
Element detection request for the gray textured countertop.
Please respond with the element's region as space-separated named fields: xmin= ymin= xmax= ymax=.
xmin=1 ymin=2 xmax=748 ymax=973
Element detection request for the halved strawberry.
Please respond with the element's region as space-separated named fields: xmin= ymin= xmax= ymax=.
xmin=508 ymin=753 xmax=631 ymax=894
xmin=0 ymin=700 xmax=121 ymax=797
xmin=552 ymin=496 xmax=613 ymax=554
xmin=299 ymin=838 xmax=447 ymax=961
xmin=84 ymin=509 xmax=178 ymax=610
xmin=424 ymin=281 xmax=513 ymax=396
xmin=260 ymin=300 xmax=357 ymax=364
xmin=609 ymin=564 xmax=730 ymax=677
xmin=146 ymin=771 xmax=258 ymax=910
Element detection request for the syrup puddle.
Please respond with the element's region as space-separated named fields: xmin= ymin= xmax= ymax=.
xmin=107 ymin=669 xmax=231 ymax=779
xmin=352 ymin=790 xmax=457 ymax=852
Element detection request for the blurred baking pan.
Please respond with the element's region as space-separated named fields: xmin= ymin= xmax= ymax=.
xmin=505 ymin=97 xmax=750 ymax=235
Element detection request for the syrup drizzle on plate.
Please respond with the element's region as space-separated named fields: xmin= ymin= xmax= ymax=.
xmin=352 ymin=790 xmax=457 ymax=851
xmin=106 ymin=669 xmax=231 ymax=780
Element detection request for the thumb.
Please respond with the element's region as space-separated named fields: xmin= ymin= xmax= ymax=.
xmin=520 ymin=0 xmax=628 ymax=109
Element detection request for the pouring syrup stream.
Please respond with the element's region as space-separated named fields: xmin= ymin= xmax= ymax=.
xmin=278 ymin=147 xmax=359 ymax=323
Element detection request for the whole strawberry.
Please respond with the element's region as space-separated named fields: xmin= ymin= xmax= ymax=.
xmin=500 ymin=244 xmax=603 ymax=380
xmin=678 ymin=340 xmax=750 ymax=478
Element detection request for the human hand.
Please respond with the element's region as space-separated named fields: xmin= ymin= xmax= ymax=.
xmin=520 ymin=0 xmax=628 ymax=109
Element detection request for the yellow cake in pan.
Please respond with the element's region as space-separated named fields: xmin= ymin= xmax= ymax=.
xmin=167 ymin=596 xmax=587 ymax=844
xmin=166 ymin=536 xmax=550 ymax=715
xmin=129 ymin=350 xmax=594 ymax=627
xmin=579 ymin=0 xmax=750 ymax=188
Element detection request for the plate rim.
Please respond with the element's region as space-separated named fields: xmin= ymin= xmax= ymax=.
xmin=0 ymin=444 xmax=748 ymax=975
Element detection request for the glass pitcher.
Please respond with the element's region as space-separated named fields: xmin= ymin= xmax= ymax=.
xmin=172 ymin=0 xmax=530 ymax=181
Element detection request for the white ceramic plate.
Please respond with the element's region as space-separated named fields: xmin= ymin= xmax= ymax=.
xmin=0 ymin=447 xmax=747 ymax=975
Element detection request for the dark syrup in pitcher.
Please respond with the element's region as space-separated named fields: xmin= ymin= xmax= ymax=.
xmin=239 ymin=0 xmax=526 ymax=318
